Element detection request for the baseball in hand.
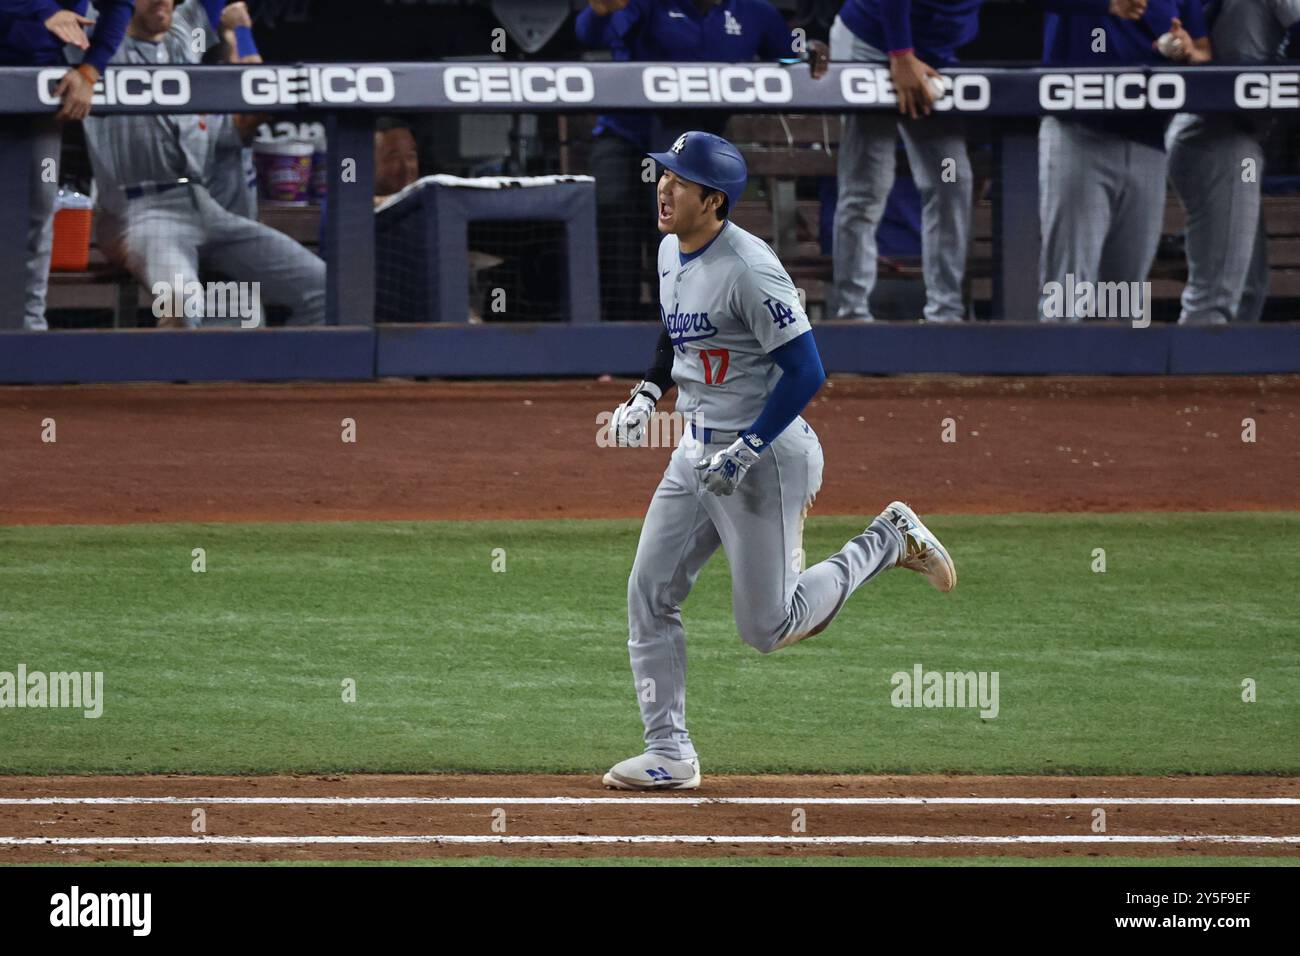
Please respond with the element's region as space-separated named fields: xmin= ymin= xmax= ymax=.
xmin=927 ymin=76 xmax=946 ymax=101
xmin=1156 ymin=32 xmax=1184 ymax=59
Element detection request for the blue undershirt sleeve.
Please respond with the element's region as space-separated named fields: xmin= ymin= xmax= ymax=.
xmin=743 ymin=330 xmax=826 ymax=448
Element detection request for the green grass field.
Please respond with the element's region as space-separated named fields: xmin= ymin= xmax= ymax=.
xmin=1 ymin=514 xmax=1296 ymax=776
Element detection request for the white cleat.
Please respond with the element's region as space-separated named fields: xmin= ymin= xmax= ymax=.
xmin=880 ymin=500 xmax=957 ymax=593
xmin=602 ymin=752 xmax=701 ymax=791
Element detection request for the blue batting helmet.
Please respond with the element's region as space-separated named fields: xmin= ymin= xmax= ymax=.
xmin=647 ymin=131 xmax=748 ymax=217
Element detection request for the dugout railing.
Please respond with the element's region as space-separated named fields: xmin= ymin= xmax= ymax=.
xmin=2 ymin=61 xmax=1300 ymax=382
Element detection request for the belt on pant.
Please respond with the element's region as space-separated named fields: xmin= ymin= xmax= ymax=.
xmin=123 ymin=178 xmax=192 ymax=200
xmin=690 ymin=424 xmax=740 ymax=444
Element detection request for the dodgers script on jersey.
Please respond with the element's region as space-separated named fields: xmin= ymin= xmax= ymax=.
xmin=658 ymin=221 xmax=811 ymax=433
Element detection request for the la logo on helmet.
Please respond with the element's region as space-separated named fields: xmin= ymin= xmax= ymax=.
xmin=671 ymin=134 xmax=688 ymax=154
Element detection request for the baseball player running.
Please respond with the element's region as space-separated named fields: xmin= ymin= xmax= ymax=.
xmin=602 ymin=131 xmax=956 ymax=791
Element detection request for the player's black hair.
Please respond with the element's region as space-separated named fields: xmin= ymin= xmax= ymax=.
xmin=699 ymin=184 xmax=729 ymax=222
xmin=375 ymin=115 xmax=415 ymax=134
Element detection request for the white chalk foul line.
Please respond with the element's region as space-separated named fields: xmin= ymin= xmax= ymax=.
xmin=1 ymin=796 xmax=1297 ymax=806
xmin=0 ymin=835 xmax=1298 ymax=846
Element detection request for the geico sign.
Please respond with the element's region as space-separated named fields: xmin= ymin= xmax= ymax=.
xmin=242 ymin=66 xmax=395 ymax=105
xmin=840 ymin=68 xmax=990 ymax=111
xmin=1235 ymin=72 xmax=1300 ymax=108
xmin=643 ymin=66 xmax=792 ymax=104
xmin=1040 ymin=73 xmax=1185 ymax=110
xmin=443 ymin=66 xmax=594 ymax=103
xmin=38 ymin=67 xmax=190 ymax=106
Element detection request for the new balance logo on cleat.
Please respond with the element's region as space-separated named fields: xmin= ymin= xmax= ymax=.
xmin=880 ymin=501 xmax=957 ymax=593
xmin=646 ymin=767 xmax=674 ymax=781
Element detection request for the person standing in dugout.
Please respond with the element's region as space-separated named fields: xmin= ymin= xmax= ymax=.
xmin=0 ymin=0 xmax=134 ymax=330
xmin=1036 ymin=0 xmax=1209 ymax=322
xmin=829 ymin=0 xmax=987 ymax=323
xmin=1167 ymin=0 xmax=1300 ymax=325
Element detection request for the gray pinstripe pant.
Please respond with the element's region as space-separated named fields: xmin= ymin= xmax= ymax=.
xmin=829 ymin=17 xmax=972 ymax=323
xmin=1038 ymin=117 xmax=1167 ymax=322
xmin=23 ymin=119 xmax=60 ymax=331
xmin=1166 ymin=113 xmax=1268 ymax=324
xmin=625 ymin=421 xmax=902 ymax=760
xmin=96 ymin=184 xmax=325 ymax=328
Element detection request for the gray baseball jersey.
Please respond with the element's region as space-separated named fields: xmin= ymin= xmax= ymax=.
xmin=1209 ymin=0 xmax=1300 ymax=62
xmin=82 ymin=0 xmax=218 ymax=217
xmin=207 ymin=117 xmax=258 ymax=220
xmin=623 ymin=219 xmax=907 ymax=762
xmin=657 ymin=222 xmax=811 ymax=433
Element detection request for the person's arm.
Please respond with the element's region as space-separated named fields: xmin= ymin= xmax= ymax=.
xmin=728 ymin=261 xmax=820 ymax=448
xmin=1 ymin=1 xmax=64 ymax=16
xmin=879 ymin=0 xmax=915 ymax=55
xmin=693 ymin=329 xmax=824 ymax=496
xmin=200 ymin=0 xmax=226 ymax=29
xmin=81 ymin=0 xmax=132 ymax=75
xmin=743 ymin=331 xmax=825 ymax=448
xmin=168 ymin=0 xmax=216 ymax=47
xmin=217 ymin=2 xmax=261 ymax=64
xmin=575 ymin=0 xmax=639 ymax=48
xmin=758 ymin=5 xmax=797 ymax=58
xmin=575 ymin=7 xmax=611 ymax=47
xmin=877 ymin=0 xmax=942 ymax=118
xmin=643 ymin=326 xmax=675 ymax=397
xmin=38 ymin=7 xmax=92 ymax=48
xmin=608 ymin=327 xmax=674 ymax=448
xmin=1173 ymin=0 xmax=1212 ymax=63
xmin=1158 ymin=13 xmax=1211 ymax=63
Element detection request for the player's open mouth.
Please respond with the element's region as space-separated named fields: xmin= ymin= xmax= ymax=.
xmin=658 ymin=199 xmax=672 ymax=223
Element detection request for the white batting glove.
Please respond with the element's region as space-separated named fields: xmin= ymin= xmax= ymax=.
xmin=611 ymin=380 xmax=661 ymax=447
xmin=695 ymin=435 xmax=764 ymax=496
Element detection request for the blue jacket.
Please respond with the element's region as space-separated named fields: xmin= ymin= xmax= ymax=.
xmin=0 ymin=0 xmax=133 ymax=72
xmin=1040 ymin=0 xmax=1207 ymax=67
xmin=576 ymin=0 xmax=795 ymax=149
xmin=837 ymin=0 xmax=985 ymax=66
xmin=1039 ymin=0 xmax=1208 ymax=147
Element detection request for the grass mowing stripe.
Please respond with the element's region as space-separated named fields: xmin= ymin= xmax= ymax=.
xmin=0 ymin=514 xmax=1296 ymax=775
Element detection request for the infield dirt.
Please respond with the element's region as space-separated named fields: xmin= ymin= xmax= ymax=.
xmin=1 ymin=375 xmax=1297 ymax=525
xmin=1 ymin=774 xmax=1296 ymax=863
